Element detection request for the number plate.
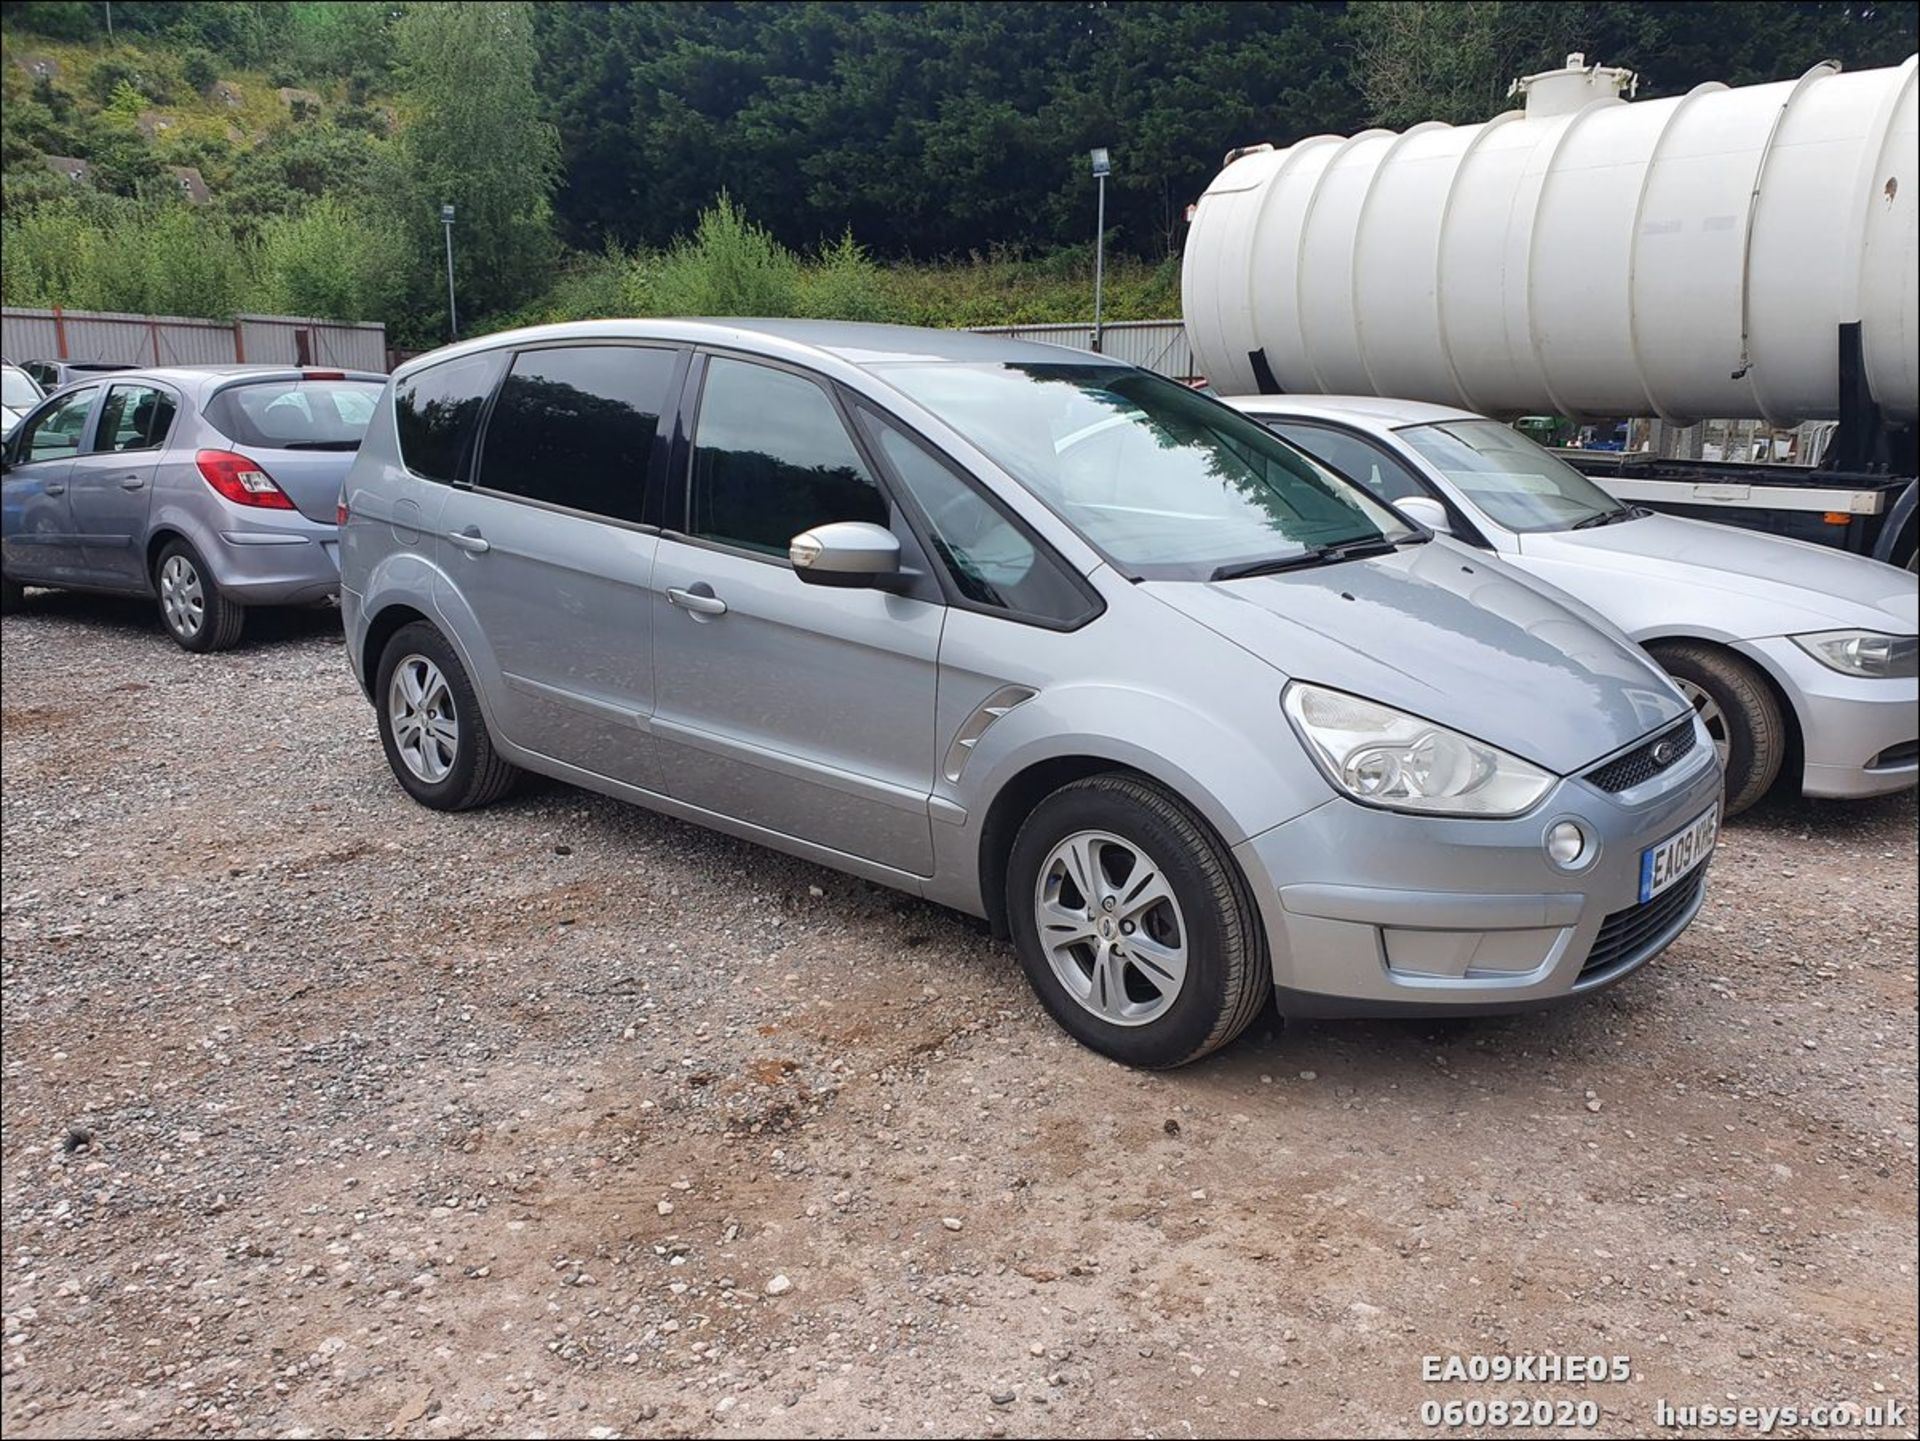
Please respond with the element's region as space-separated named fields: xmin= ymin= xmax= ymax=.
xmin=1638 ymin=804 xmax=1718 ymax=902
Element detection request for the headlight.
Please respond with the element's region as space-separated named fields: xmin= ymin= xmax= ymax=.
xmin=1282 ymin=682 xmax=1555 ymax=817
xmin=1792 ymin=630 xmax=1918 ymax=679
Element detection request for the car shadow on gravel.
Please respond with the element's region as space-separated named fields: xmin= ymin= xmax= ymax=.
xmin=1734 ymin=778 xmax=1917 ymax=834
xmin=5 ymin=586 xmax=342 ymax=649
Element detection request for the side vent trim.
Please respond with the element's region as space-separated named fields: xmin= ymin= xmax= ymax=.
xmin=942 ymin=685 xmax=1039 ymax=784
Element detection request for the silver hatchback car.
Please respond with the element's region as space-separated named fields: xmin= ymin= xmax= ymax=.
xmin=339 ymin=322 xmax=1723 ymax=1067
xmin=1 ymin=365 xmax=386 ymax=649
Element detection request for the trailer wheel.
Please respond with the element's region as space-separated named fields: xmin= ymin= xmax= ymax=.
xmin=1649 ymin=641 xmax=1786 ymax=816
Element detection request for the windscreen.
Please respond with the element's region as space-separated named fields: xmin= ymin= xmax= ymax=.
xmin=1 ymin=368 xmax=39 ymax=410
xmin=1398 ymin=420 xmax=1632 ymax=532
xmin=205 ymin=379 xmax=385 ymax=451
xmin=873 ymin=362 xmax=1410 ymax=580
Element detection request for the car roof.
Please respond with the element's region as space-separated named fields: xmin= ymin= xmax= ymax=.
xmin=393 ymin=319 xmax=1130 ymax=382
xmin=38 ymin=364 xmax=386 ymax=394
xmin=1218 ymin=394 xmax=1483 ymax=428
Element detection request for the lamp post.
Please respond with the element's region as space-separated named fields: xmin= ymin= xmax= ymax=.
xmin=1089 ymin=147 xmax=1110 ymax=353
xmin=440 ymin=203 xmax=458 ymax=341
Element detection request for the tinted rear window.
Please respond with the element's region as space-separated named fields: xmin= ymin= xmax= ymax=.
xmin=394 ymin=352 xmax=506 ymax=483
xmin=474 ymin=344 xmax=677 ymax=523
xmin=206 ymin=379 xmax=385 ymax=451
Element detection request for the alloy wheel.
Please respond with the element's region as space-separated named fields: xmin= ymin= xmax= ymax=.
xmin=1672 ymin=676 xmax=1729 ymax=765
xmin=1033 ymin=829 xmax=1189 ymax=1027
xmin=388 ymin=654 xmax=459 ymax=784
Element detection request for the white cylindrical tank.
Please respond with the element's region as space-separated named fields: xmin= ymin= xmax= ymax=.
xmin=1182 ymin=54 xmax=1919 ymax=425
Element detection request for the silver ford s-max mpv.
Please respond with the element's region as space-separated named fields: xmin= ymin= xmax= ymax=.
xmin=339 ymin=321 xmax=1722 ymax=1067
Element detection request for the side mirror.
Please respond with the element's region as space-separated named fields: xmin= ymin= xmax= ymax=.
xmin=1397 ymin=494 xmax=1452 ymax=536
xmin=789 ymin=520 xmax=901 ymax=588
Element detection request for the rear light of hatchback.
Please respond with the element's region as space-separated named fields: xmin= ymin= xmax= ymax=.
xmin=336 ymin=493 xmax=349 ymax=526
xmin=195 ymin=449 xmax=297 ymax=509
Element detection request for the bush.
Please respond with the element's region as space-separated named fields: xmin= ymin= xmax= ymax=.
xmin=181 ymin=47 xmax=221 ymax=94
xmin=0 ymin=196 xmax=247 ymax=316
xmin=649 ymin=193 xmax=800 ymax=318
xmin=250 ymin=196 xmax=406 ymax=321
xmin=799 ymin=229 xmax=898 ymax=323
xmin=88 ymin=57 xmax=172 ymax=107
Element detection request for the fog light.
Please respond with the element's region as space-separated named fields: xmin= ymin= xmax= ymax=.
xmin=1546 ymin=819 xmax=1590 ymax=869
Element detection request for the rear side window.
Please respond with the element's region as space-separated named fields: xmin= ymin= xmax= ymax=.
xmin=475 ymin=345 xmax=677 ymax=523
xmin=688 ymin=357 xmax=887 ymax=556
xmin=394 ymin=352 xmax=506 ymax=482
xmin=206 ymin=379 xmax=385 ymax=452
xmin=93 ymin=383 xmax=178 ymax=453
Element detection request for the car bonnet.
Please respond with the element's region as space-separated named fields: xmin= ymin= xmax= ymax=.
xmin=1144 ymin=539 xmax=1687 ymax=775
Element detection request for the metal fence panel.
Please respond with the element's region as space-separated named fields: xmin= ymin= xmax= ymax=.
xmin=3 ymin=306 xmax=388 ymax=373
xmin=236 ymin=315 xmax=387 ymax=373
xmin=964 ymin=319 xmax=1195 ymax=380
xmin=0 ymin=310 xmax=59 ymax=364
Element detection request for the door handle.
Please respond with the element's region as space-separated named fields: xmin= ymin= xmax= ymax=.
xmin=118 ymin=475 xmax=146 ymax=490
xmin=666 ymin=585 xmax=728 ymax=617
xmin=445 ymin=526 xmax=490 ymax=554
xmin=45 ymin=483 xmax=66 ymax=496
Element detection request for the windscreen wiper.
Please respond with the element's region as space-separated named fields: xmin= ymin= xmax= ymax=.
xmin=281 ymin=440 xmax=361 ymax=451
xmin=1211 ymin=536 xmax=1403 ymax=582
xmin=1571 ymin=506 xmax=1646 ymax=529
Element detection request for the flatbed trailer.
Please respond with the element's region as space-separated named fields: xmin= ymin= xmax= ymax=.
xmin=1563 ymin=451 xmax=1918 ymax=573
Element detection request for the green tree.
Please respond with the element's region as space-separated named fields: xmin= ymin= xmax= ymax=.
xmin=1351 ymin=1 xmax=1920 ymax=127
xmin=395 ymin=0 xmax=559 ymax=328
xmin=252 ymin=195 xmax=406 ymax=321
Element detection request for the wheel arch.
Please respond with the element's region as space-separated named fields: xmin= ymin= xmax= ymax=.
xmin=361 ymin=601 xmax=436 ymax=700
xmin=975 ymin=754 xmax=1263 ymax=941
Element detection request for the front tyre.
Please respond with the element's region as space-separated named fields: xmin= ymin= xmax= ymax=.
xmin=375 ymin=621 xmax=519 ymax=811
xmin=155 ymin=539 xmax=245 ymax=652
xmin=1 ymin=574 xmax=23 ymax=614
xmin=1007 ymin=774 xmax=1269 ymax=1068
xmin=1650 ymin=640 xmax=1785 ymax=815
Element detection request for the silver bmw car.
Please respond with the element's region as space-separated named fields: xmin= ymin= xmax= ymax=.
xmin=339 ymin=322 xmax=1723 ymax=1066
xmin=1 ymin=365 xmax=386 ymax=649
xmin=1224 ymin=395 xmax=1920 ymax=814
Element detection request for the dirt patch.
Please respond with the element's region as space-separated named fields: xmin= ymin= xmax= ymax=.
xmin=2 ymin=609 xmax=1914 ymax=1438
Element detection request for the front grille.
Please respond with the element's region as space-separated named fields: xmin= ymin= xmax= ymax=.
xmin=1579 ymin=868 xmax=1707 ymax=980
xmin=1585 ymin=718 xmax=1698 ymax=793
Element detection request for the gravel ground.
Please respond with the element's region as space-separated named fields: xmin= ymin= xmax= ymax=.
xmin=2 ymin=591 xmax=1916 ymax=1441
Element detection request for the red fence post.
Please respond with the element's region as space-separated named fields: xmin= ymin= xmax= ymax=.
xmin=53 ymin=305 xmax=68 ymax=359
xmin=233 ymin=318 xmax=246 ymax=363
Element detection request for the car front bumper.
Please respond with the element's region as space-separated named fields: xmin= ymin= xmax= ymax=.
xmin=1233 ymin=720 xmax=1724 ymax=1018
xmin=1738 ymin=636 xmax=1919 ymax=800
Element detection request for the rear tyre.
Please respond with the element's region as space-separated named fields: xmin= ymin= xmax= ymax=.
xmin=1650 ymin=640 xmax=1785 ymax=816
xmin=155 ymin=539 xmax=245 ymax=652
xmin=375 ymin=620 xmax=518 ymax=811
xmin=1007 ymin=773 xmax=1269 ymax=1068
xmin=1 ymin=574 xmax=23 ymax=614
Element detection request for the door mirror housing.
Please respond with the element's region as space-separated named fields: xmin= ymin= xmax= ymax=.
xmin=1397 ymin=494 xmax=1453 ymax=536
xmin=790 ymin=521 xmax=901 ymax=588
